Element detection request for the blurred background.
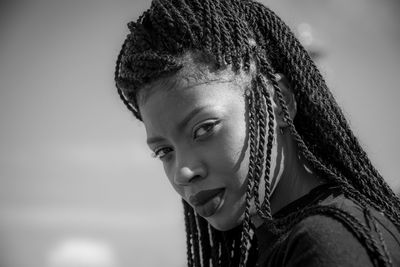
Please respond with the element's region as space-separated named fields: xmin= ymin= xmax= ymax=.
xmin=0 ymin=0 xmax=399 ymax=266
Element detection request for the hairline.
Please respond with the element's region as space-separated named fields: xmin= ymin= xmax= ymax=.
xmin=136 ymin=51 xmax=255 ymax=107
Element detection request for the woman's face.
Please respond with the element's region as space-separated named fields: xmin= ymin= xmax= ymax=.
xmin=140 ymin=78 xmax=253 ymax=231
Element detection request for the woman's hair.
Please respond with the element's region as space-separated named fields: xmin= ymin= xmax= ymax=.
xmin=114 ymin=0 xmax=400 ymax=266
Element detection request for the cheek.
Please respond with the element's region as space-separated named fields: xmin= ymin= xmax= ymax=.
xmin=210 ymin=122 xmax=249 ymax=178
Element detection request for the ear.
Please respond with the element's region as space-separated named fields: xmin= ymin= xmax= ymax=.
xmin=274 ymin=73 xmax=297 ymax=127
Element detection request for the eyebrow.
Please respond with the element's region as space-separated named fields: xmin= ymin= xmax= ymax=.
xmin=146 ymin=105 xmax=210 ymax=146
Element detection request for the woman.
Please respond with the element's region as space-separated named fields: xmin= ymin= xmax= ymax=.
xmin=114 ymin=0 xmax=400 ymax=266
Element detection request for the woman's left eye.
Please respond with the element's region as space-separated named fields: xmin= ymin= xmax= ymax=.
xmin=193 ymin=120 xmax=219 ymax=139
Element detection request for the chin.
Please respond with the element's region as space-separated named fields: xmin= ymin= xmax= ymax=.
xmin=206 ymin=210 xmax=244 ymax=231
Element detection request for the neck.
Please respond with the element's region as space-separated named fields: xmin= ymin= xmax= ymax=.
xmin=251 ymin=130 xmax=324 ymax=228
xmin=269 ymin=156 xmax=323 ymax=215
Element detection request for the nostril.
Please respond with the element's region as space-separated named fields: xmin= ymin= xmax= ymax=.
xmin=175 ymin=166 xmax=206 ymax=185
xmin=189 ymin=174 xmax=203 ymax=183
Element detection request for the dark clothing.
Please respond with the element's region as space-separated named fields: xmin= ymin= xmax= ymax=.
xmin=255 ymin=184 xmax=400 ymax=266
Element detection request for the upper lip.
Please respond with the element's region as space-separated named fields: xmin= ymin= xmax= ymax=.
xmin=189 ymin=188 xmax=225 ymax=206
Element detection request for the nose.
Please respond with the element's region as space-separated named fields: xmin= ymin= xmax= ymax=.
xmin=174 ymin=164 xmax=207 ymax=186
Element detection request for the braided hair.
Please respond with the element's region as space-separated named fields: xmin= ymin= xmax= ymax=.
xmin=114 ymin=0 xmax=400 ymax=266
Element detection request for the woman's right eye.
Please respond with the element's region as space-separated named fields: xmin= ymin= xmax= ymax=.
xmin=151 ymin=147 xmax=173 ymax=160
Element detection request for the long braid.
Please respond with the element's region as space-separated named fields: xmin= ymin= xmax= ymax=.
xmin=209 ymin=224 xmax=219 ymax=266
xmin=198 ymin=216 xmax=211 ymax=267
xmin=220 ymin=231 xmax=231 ymax=266
xmin=163 ymin=0 xmax=196 ymax=46
xmin=208 ymin=0 xmax=223 ymax=67
xmin=257 ymin=50 xmax=351 ymax=190
xmin=187 ymin=206 xmax=201 ymax=267
xmin=115 ymin=0 xmax=400 ymax=266
xmin=263 ymin=10 xmax=400 ymax=225
xmin=257 ymin=75 xmax=274 ymax=219
xmin=237 ymin=90 xmax=258 ymax=267
xmin=184 ymin=202 xmax=245 ymax=267
xmin=365 ymin=208 xmax=393 ymax=267
xmin=250 ymin=80 xmax=266 ymax=217
xmin=214 ymin=0 xmax=233 ymax=65
xmin=183 ymin=200 xmax=194 ymax=266
xmin=246 ymin=1 xmax=400 ymax=223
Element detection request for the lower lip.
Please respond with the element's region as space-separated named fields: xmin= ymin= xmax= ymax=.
xmin=194 ymin=189 xmax=225 ymax=218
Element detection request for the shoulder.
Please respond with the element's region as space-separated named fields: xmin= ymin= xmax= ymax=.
xmin=280 ymin=194 xmax=400 ymax=267
xmin=282 ymin=211 xmax=373 ymax=267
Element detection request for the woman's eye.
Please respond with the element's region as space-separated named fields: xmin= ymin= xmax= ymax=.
xmin=193 ymin=121 xmax=219 ymax=139
xmin=152 ymin=147 xmax=173 ymax=160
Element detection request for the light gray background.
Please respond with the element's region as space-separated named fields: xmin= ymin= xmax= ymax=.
xmin=0 ymin=0 xmax=399 ymax=266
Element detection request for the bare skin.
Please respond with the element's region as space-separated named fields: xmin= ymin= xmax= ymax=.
xmin=139 ymin=61 xmax=323 ymax=230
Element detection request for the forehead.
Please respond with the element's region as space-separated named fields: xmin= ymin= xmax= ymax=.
xmin=139 ymin=79 xmax=245 ymax=138
xmin=141 ymin=79 xmax=243 ymax=116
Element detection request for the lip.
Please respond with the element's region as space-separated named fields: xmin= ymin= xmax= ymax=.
xmin=189 ymin=188 xmax=225 ymax=217
xmin=189 ymin=188 xmax=225 ymax=206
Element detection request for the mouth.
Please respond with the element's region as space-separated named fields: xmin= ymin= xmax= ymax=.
xmin=189 ymin=188 xmax=225 ymax=217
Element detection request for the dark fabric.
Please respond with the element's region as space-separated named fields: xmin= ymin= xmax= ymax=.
xmin=255 ymin=184 xmax=400 ymax=266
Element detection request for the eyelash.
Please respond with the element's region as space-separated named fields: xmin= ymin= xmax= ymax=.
xmin=193 ymin=120 xmax=219 ymax=139
xmin=151 ymin=147 xmax=173 ymax=160
xmin=151 ymin=120 xmax=220 ymax=160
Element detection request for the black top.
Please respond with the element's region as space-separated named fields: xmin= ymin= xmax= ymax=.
xmin=255 ymin=183 xmax=400 ymax=266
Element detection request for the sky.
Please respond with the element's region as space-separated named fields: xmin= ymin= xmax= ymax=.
xmin=0 ymin=0 xmax=399 ymax=266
